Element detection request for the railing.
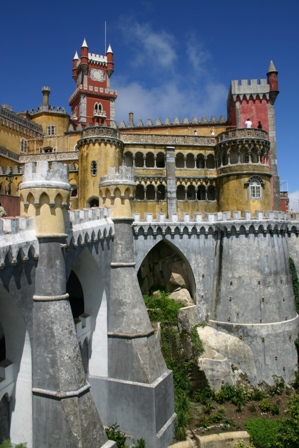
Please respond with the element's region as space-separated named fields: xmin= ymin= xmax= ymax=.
xmin=121 ymin=133 xmax=216 ymax=146
xmin=19 ymin=151 xmax=79 ymax=163
xmin=217 ymin=128 xmax=268 ymax=143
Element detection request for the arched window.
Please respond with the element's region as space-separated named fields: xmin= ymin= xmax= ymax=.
xmin=186 ymin=153 xmax=195 ymax=168
xmin=90 ymin=161 xmax=97 ymax=176
xmin=124 ymin=152 xmax=133 ymax=167
xmin=176 ymin=153 xmax=184 ymax=168
xmin=187 ymin=185 xmax=196 ymax=200
xmin=246 ymin=176 xmax=264 ymax=200
xmin=206 ymin=154 xmax=215 ymax=169
xmin=157 ymin=184 xmax=166 ymax=200
xmin=135 ymin=184 xmax=145 ymax=200
xmin=176 ymin=185 xmax=185 ymax=200
xmin=93 ymin=102 xmax=103 ymax=116
xmin=146 ymin=184 xmax=155 ymax=200
xmin=146 ymin=152 xmax=155 ymax=167
xmin=87 ymin=196 xmax=99 ymax=207
xmin=197 ymin=185 xmax=206 ymax=201
xmin=156 ymin=152 xmax=165 ymax=168
xmin=196 ymin=154 xmax=205 ymax=168
xmin=135 ymin=152 xmax=144 ymax=168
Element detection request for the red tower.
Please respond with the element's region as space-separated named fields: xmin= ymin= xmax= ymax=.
xmin=69 ymin=39 xmax=117 ymax=126
xmin=227 ymin=61 xmax=281 ymax=210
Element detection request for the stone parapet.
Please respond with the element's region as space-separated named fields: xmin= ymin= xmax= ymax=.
xmin=132 ymin=210 xmax=299 ymax=236
xmin=121 ymin=133 xmax=216 ymax=147
xmin=0 ymin=216 xmax=38 ymax=266
xmin=100 ymin=166 xmax=135 ymax=184
xmin=67 ymin=207 xmax=114 ymax=247
xmin=216 ymin=128 xmax=269 ymax=143
xmin=20 ymin=152 xmax=79 ymax=163
xmin=21 ymin=161 xmax=69 ymax=186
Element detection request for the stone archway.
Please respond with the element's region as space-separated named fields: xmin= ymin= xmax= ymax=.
xmin=137 ymin=240 xmax=196 ymax=305
xmin=68 ymin=248 xmax=108 ymax=378
xmin=0 ymin=286 xmax=32 ymax=446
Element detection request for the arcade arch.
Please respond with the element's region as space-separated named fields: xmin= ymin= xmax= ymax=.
xmin=67 ymin=248 xmax=108 ymax=378
xmin=137 ymin=240 xmax=196 ymax=301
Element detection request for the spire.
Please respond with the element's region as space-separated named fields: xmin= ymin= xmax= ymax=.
xmin=73 ymin=51 xmax=79 ymax=60
xmin=81 ymin=38 xmax=88 ymax=48
xmin=267 ymin=60 xmax=277 ymax=74
xmin=106 ymin=44 xmax=113 ymax=53
xmin=267 ymin=60 xmax=279 ymax=104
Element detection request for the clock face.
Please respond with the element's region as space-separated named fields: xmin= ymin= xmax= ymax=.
xmin=90 ymin=69 xmax=105 ymax=82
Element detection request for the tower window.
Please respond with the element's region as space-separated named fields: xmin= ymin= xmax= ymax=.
xmin=250 ymin=184 xmax=261 ymax=199
xmin=90 ymin=160 xmax=97 ymax=176
xmin=247 ymin=176 xmax=264 ymax=200
xmin=94 ymin=102 xmax=105 ymax=116
xmin=46 ymin=125 xmax=56 ymax=136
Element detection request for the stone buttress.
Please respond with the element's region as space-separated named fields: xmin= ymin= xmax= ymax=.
xmin=92 ymin=166 xmax=176 ymax=448
xmin=20 ymin=161 xmax=112 ymax=448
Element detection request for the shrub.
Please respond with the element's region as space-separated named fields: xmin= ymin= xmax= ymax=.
xmin=277 ymin=394 xmax=299 ymax=447
xmin=259 ymin=398 xmax=272 ymax=413
xmin=143 ymin=291 xmax=184 ymax=323
xmin=175 ymin=393 xmax=191 ymax=441
xmin=245 ymin=418 xmax=282 ymax=448
xmin=105 ymin=423 xmax=127 ymax=448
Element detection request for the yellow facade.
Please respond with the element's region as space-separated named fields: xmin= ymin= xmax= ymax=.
xmin=0 ymin=88 xmax=274 ymax=219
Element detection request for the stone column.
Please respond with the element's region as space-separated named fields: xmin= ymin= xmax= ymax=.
xmin=20 ymin=161 xmax=111 ymax=448
xmin=95 ymin=167 xmax=175 ymax=448
xmin=166 ymin=146 xmax=176 ymax=218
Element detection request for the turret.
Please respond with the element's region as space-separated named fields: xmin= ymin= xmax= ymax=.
xmin=106 ymin=45 xmax=114 ymax=78
xmin=41 ymin=86 xmax=50 ymax=110
xmin=72 ymin=51 xmax=79 ymax=81
xmin=80 ymin=38 xmax=89 ymax=74
xmin=267 ymin=60 xmax=279 ymax=104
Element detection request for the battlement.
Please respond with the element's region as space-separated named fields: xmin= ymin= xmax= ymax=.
xmin=119 ymin=114 xmax=227 ymax=129
xmin=67 ymin=207 xmax=114 ymax=247
xmin=231 ymin=78 xmax=269 ymax=96
xmin=133 ymin=210 xmax=299 ymax=236
xmin=0 ymin=216 xmax=39 ymax=267
xmin=100 ymin=166 xmax=135 ymax=185
xmin=21 ymin=161 xmax=69 ymax=186
xmin=88 ymin=52 xmax=107 ymax=64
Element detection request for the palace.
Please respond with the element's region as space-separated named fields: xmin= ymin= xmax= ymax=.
xmin=0 ymin=39 xmax=282 ymax=218
xmin=0 ymin=40 xmax=298 ymax=448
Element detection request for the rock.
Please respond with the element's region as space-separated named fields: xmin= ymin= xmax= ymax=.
xmin=169 ymin=288 xmax=194 ymax=307
xmin=169 ymin=261 xmax=189 ymax=288
xmin=197 ymin=326 xmax=257 ymax=389
xmin=169 ymin=271 xmax=187 ymax=288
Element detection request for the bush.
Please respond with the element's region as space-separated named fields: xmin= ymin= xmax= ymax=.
xmin=105 ymin=423 xmax=127 ymax=448
xmin=143 ymin=291 xmax=184 ymax=323
xmin=259 ymin=398 xmax=272 ymax=413
xmin=277 ymin=394 xmax=299 ymax=447
xmin=245 ymin=418 xmax=282 ymax=448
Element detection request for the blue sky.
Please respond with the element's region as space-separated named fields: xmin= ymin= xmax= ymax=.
xmin=1 ymin=1 xmax=299 ymax=209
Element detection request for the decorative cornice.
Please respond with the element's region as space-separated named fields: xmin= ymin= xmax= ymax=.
xmin=120 ymin=134 xmax=217 ymax=147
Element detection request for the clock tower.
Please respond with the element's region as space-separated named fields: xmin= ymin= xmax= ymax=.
xmin=69 ymin=39 xmax=117 ymax=127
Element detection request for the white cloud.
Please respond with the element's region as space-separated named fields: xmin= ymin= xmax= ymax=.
xmin=118 ymin=18 xmax=177 ymax=70
xmin=114 ymin=19 xmax=227 ymax=125
xmin=289 ymin=190 xmax=299 ymax=212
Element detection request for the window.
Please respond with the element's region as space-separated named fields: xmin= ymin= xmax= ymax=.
xmin=250 ymin=184 xmax=261 ymax=199
xmin=46 ymin=125 xmax=56 ymax=136
xmin=90 ymin=161 xmax=97 ymax=176
xmin=20 ymin=138 xmax=28 ymax=153
xmin=247 ymin=176 xmax=263 ymax=200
